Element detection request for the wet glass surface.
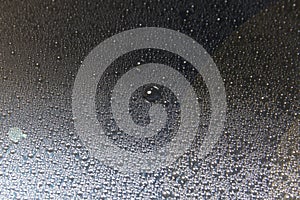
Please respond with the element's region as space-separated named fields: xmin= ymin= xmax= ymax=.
xmin=0 ymin=0 xmax=298 ymax=199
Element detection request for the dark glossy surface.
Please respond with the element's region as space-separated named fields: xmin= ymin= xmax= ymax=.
xmin=0 ymin=0 xmax=298 ymax=199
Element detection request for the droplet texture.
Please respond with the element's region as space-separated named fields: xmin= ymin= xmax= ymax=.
xmin=0 ymin=0 xmax=298 ymax=199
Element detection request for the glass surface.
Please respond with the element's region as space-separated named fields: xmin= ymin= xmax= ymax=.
xmin=0 ymin=0 xmax=298 ymax=199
